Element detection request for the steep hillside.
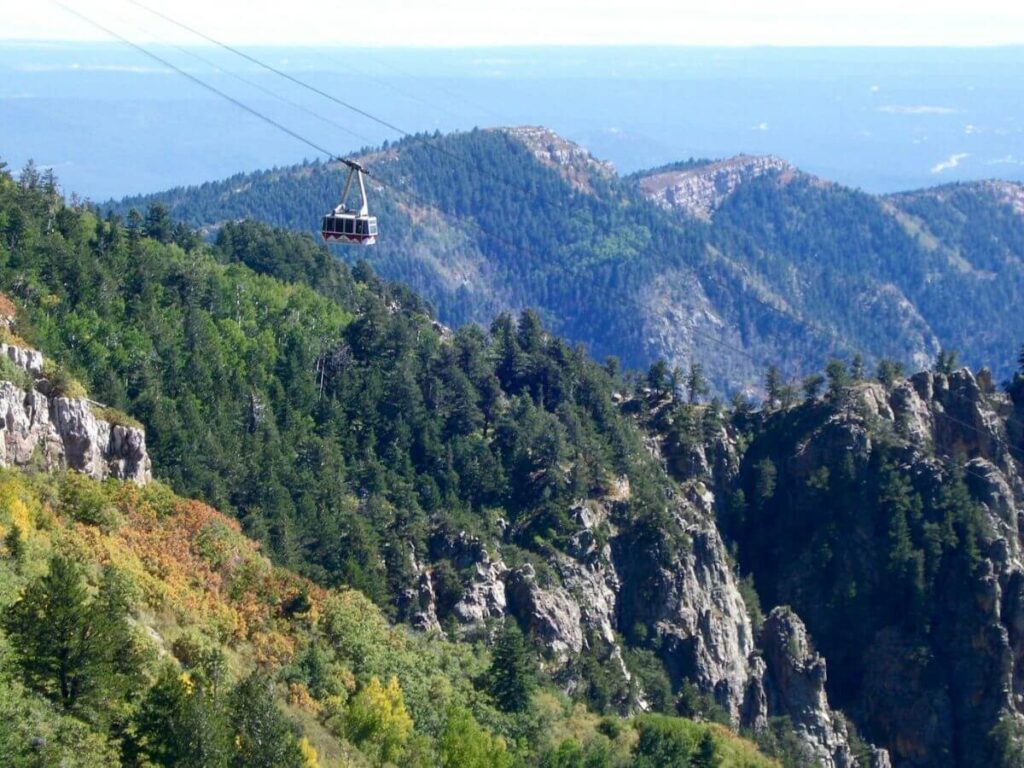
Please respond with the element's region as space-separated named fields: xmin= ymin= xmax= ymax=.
xmin=0 ymin=154 xmax=836 ymax=767
xmin=111 ymin=129 xmax=1024 ymax=391
xmin=0 ymin=447 xmax=782 ymax=766
xmin=651 ymin=356 xmax=1024 ymax=767
xmin=13 ymin=157 xmax=1024 ymax=765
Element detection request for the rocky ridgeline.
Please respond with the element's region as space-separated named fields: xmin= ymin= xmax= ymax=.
xmin=378 ymin=367 xmax=1024 ymax=766
xmin=502 ymin=126 xmax=616 ymax=194
xmin=705 ymin=366 xmax=1024 ymax=767
xmin=637 ymin=154 xmax=793 ymax=220
xmin=0 ymin=342 xmax=151 ymax=484
xmin=399 ymin=390 xmax=890 ymax=766
xmin=849 ymin=369 xmax=1024 ymax=766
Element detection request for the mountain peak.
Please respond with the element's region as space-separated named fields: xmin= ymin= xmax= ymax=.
xmin=637 ymin=154 xmax=795 ymax=220
xmin=500 ymin=126 xmax=616 ymax=193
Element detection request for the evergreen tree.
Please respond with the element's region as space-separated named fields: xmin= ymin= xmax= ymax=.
xmin=487 ymin=620 xmax=536 ymax=713
xmin=691 ymin=730 xmax=719 ymax=768
xmin=18 ymin=159 xmax=40 ymax=191
xmin=851 ymin=354 xmax=866 ymax=381
xmin=686 ymin=363 xmax=710 ymax=404
xmin=935 ymin=349 xmax=959 ymax=375
xmin=144 ymin=202 xmax=174 ymax=244
xmin=138 ymin=664 xmax=231 ymax=768
xmin=647 ymin=359 xmax=670 ymax=395
xmin=3 ymin=554 xmax=136 ymax=716
xmin=825 ymin=360 xmax=851 ymax=401
xmin=764 ymin=365 xmax=782 ymax=408
xmin=229 ymin=672 xmax=304 ymax=768
xmin=876 ymin=359 xmax=905 ymax=388
xmin=802 ymin=373 xmax=825 ymax=400
xmin=3 ymin=523 xmax=24 ymax=567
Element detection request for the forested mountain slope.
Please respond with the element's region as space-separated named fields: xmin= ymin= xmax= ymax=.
xmin=10 ymin=158 xmax=1024 ymax=765
xmin=0 ymin=163 xmax=789 ymax=768
xmin=111 ymin=127 xmax=1024 ymax=392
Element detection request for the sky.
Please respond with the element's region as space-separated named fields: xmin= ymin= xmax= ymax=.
xmin=3 ymin=0 xmax=1024 ymax=47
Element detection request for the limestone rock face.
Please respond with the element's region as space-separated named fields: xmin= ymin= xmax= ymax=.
xmin=0 ymin=346 xmax=151 ymax=483
xmin=507 ymin=564 xmax=584 ymax=662
xmin=732 ymin=370 xmax=1024 ymax=766
xmin=637 ymin=155 xmax=794 ymax=220
xmin=451 ymin=556 xmax=509 ymax=629
xmin=615 ymin=486 xmax=757 ymax=724
xmin=1 ymin=342 xmax=44 ymax=377
xmin=502 ymin=126 xmax=615 ymax=194
xmin=759 ymin=607 xmax=856 ymax=768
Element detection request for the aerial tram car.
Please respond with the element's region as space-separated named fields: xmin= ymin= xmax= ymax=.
xmin=322 ymin=159 xmax=378 ymax=245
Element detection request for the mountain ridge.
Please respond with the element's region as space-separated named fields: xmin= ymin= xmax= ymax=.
xmin=107 ymin=126 xmax=1024 ymax=394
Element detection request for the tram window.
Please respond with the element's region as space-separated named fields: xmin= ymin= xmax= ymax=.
xmin=369 ymin=221 xmax=378 ymax=235
xmin=344 ymin=219 xmax=354 ymax=234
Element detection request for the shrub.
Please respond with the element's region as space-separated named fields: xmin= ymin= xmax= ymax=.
xmin=0 ymin=354 xmax=34 ymax=391
xmin=42 ymin=359 xmax=87 ymax=399
xmin=91 ymin=405 xmax=143 ymax=430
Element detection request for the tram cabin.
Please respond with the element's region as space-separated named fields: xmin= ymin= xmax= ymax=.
xmin=322 ymin=209 xmax=378 ymax=245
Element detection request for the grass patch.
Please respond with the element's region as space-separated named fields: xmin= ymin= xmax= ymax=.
xmin=91 ymin=405 xmax=143 ymax=430
xmin=0 ymin=326 xmax=31 ymax=348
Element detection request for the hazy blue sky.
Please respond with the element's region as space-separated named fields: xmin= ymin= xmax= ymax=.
xmin=5 ymin=0 xmax=1024 ymax=47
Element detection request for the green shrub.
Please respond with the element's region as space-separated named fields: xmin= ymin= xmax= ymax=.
xmin=42 ymin=359 xmax=87 ymax=399
xmin=0 ymin=354 xmax=34 ymax=391
xmin=91 ymin=405 xmax=143 ymax=430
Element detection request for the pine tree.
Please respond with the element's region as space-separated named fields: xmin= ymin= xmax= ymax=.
xmin=825 ymin=360 xmax=851 ymax=401
xmin=851 ymin=354 xmax=866 ymax=381
xmin=802 ymin=373 xmax=825 ymax=400
xmin=876 ymin=359 xmax=905 ymax=388
xmin=487 ymin=620 xmax=536 ymax=712
xmin=138 ymin=664 xmax=231 ymax=768
xmin=3 ymin=554 xmax=134 ymax=715
xmin=935 ymin=349 xmax=959 ymax=375
xmin=647 ymin=359 xmax=670 ymax=395
xmin=3 ymin=522 xmax=24 ymax=567
xmin=691 ymin=730 xmax=719 ymax=768
xmin=764 ymin=365 xmax=782 ymax=408
xmin=229 ymin=672 xmax=304 ymax=768
xmin=686 ymin=362 xmax=710 ymax=404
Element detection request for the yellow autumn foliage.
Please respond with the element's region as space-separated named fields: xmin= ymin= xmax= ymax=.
xmin=344 ymin=676 xmax=414 ymax=764
xmin=298 ymin=736 xmax=320 ymax=768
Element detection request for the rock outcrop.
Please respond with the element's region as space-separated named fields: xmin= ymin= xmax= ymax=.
xmin=757 ymin=607 xmax=857 ymax=768
xmin=727 ymin=368 xmax=1024 ymax=766
xmin=0 ymin=344 xmax=151 ymax=484
xmin=637 ymin=155 xmax=793 ymax=220
xmin=502 ymin=126 xmax=616 ymax=194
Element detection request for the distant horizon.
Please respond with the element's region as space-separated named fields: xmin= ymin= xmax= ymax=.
xmin=4 ymin=44 xmax=1022 ymax=199
xmin=5 ymin=40 xmax=1024 ymax=50
xmin=7 ymin=0 xmax=1024 ymax=47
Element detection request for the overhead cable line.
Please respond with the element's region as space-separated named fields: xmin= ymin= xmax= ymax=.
xmin=53 ymin=1 xmax=338 ymax=161
xmin=120 ymin=19 xmax=376 ymax=146
xmin=125 ymin=0 xmax=596 ymax=212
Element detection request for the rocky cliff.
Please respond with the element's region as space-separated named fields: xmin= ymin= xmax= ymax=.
xmin=400 ymin=382 xmax=889 ymax=765
xmin=0 ymin=342 xmax=151 ymax=484
xmin=706 ymin=366 xmax=1024 ymax=767
xmin=636 ymin=154 xmax=794 ymax=220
